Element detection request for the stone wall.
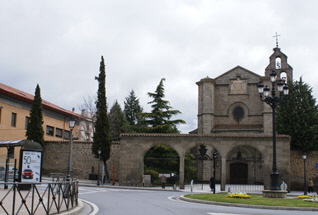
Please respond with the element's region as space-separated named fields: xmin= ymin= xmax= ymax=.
xmin=42 ymin=141 xmax=318 ymax=190
xmin=290 ymin=150 xmax=318 ymax=190
xmin=42 ymin=141 xmax=99 ymax=179
xmin=42 ymin=141 xmax=119 ymax=181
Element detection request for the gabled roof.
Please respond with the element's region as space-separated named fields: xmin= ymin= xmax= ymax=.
xmin=0 ymin=82 xmax=80 ymax=118
xmin=215 ymin=65 xmax=261 ymax=80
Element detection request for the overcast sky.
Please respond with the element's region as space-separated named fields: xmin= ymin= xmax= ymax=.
xmin=1 ymin=0 xmax=318 ymax=133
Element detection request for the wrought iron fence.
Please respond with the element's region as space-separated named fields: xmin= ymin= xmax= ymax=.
xmin=0 ymin=179 xmax=78 ymax=215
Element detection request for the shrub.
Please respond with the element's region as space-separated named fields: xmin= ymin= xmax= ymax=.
xmin=144 ymin=170 xmax=159 ymax=183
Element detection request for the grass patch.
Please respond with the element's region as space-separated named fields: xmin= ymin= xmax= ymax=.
xmin=184 ymin=193 xmax=318 ymax=208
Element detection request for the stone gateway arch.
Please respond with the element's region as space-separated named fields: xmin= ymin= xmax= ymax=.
xmin=117 ymin=133 xmax=290 ymax=190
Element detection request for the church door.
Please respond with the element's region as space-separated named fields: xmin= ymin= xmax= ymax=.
xmin=230 ymin=163 xmax=248 ymax=184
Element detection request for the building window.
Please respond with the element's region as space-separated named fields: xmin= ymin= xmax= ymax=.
xmin=25 ymin=117 xmax=30 ymax=130
xmin=46 ymin=125 xmax=54 ymax=136
xmin=64 ymin=130 xmax=70 ymax=139
xmin=56 ymin=128 xmax=62 ymax=138
xmin=11 ymin=113 xmax=17 ymax=127
xmin=0 ymin=108 xmax=2 ymax=124
xmin=233 ymin=106 xmax=245 ymax=123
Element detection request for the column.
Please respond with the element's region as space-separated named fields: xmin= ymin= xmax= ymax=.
xmin=221 ymin=156 xmax=227 ymax=191
xmin=179 ymin=154 xmax=185 ymax=189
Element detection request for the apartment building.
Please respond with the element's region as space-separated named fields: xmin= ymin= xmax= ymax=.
xmin=0 ymin=82 xmax=93 ymax=164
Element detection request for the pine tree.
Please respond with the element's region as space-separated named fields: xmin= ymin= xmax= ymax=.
xmin=142 ymin=78 xmax=186 ymax=133
xmin=109 ymin=100 xmax=129 ymax=141
xmin=26 ymin=84 xmax=44 ymax=145
xmin=123 ymin=90 xmax=146 ymax=132
xmin=124 ymin=90 xmax=143 ymax=126
xmin=93 ymin=56 xmax=111 ymax=162
xmin=277 ymin=77 xmax=318 ymax=151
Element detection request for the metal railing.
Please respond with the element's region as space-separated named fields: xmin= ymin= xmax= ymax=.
xmin=225 ymin=184 xmax=264 ymax=193
xmin=0 ymin=179 xmax=78 ymax=215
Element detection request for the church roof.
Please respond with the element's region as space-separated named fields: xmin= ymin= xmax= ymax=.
xmin=120 ymin=133 xmax=290 ymax=139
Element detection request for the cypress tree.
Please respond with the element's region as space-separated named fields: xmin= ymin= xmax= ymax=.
xmin=26 ymin=84 xmax=44 ymax=145
xmin=93 ymin=56 xmax=111 ymax=163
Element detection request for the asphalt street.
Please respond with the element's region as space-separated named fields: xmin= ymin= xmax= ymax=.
xmin=77 ymin=186 xmax=318 ymax=215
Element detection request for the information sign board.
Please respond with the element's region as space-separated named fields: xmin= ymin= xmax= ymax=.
xmin=21 ymin=150 xmax=42 ymax=183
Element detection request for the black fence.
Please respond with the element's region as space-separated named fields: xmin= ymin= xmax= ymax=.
xmin=0 ymin=180 xmax=78 ymax=215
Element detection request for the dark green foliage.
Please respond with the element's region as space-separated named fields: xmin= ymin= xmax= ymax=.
xmin=26 ymin=84 xmax=44 ymax=145
xmin=142 ymin=78 xmax=186 ymax=133
xmin=277 ymin=77 xmax=318 ymax=151
xmin=93 ymin=56 xmax=111 ymax=162
xmin=109 ymin=100 xmax=129 ymax=141
xmin=184 ymin=154 xmax=197 ymax=180
xmin=144 ymin=145 xmax=179 ymax=174
xmin=124 ymin=90 xmax=144 ymax=125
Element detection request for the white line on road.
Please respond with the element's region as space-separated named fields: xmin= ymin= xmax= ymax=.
xmin=207 ymin=213 xmax=246 ymax=215
xmin=168 ymin=196 xmax=182 ymax=202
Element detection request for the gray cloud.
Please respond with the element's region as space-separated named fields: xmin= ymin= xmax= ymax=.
xmin=1 ymin=0 xmax=318 ymax=133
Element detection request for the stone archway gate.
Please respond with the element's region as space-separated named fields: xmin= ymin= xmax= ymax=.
xmin=117 ymin=133 xmax=290 ymax=190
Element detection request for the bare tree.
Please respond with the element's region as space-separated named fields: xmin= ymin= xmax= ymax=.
xmin=78 ymin=95 xmax=97 ymax=141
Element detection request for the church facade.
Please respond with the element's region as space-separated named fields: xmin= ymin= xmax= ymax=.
xmin=115 ymin=46 xmax=292 ymax=190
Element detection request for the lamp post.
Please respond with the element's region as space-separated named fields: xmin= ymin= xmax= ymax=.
xmin=302 ymin=153 xmax=307 ymax=195
xmin=97 ymin=148 xmax=101 ymax=186
xmin=67 ymin=116 xmax=76 ymax=180
xmin=212 ymin=151 xmax=218 ymax=194
xmin=257 ymin=70 xmax=289 ymax=190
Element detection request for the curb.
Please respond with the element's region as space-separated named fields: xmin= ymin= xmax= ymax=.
xmin=79 ymin=183 xmax=182 ymax=192
xmin=179 ymin=195 xmax=318 ymax=211
xmin=58 ymin=199 xmax=84 ymax=215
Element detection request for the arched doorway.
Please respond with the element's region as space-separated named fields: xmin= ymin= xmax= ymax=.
xmin=143 ymin=145 xmax=179 ymax=186
xmin=227 ymin=146 xmax=264 ymax=185
xmin=230 ymin=163 xmax=248 ymax=184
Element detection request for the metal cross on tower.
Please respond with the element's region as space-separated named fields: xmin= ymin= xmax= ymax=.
xmin=273 ymin=32 xmax=281 ymax=48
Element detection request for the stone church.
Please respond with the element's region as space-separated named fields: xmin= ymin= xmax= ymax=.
xmin=116 ymin=46 xmax=292 ymax=191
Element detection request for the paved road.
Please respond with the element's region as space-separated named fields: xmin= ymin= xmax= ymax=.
xmin=78 ymin=186 xmax=318 ymax=215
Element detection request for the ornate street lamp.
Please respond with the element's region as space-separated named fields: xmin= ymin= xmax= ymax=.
xmin=67 ymin=116 xmax=76 ymax=180
xmin=302 ymin=153 xmax=307 ymax=195
xmin=257 ymin=70 xmax=289 ymax=190
xmin=97 ymin=147 xmax=102 ymax=186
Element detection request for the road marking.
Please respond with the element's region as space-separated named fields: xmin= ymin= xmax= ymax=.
xmin=168 ymin=196 xmax=182 ymax=202
xmin=207 ymin=213 xmax=246 ymax=215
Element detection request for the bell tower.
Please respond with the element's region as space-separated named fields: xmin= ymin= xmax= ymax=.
xmin=265 ymin=33 xmax=293 ymax=81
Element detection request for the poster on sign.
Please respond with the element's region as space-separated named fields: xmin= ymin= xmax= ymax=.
xmin=21 ymin=150 xmax=42 ymax=183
